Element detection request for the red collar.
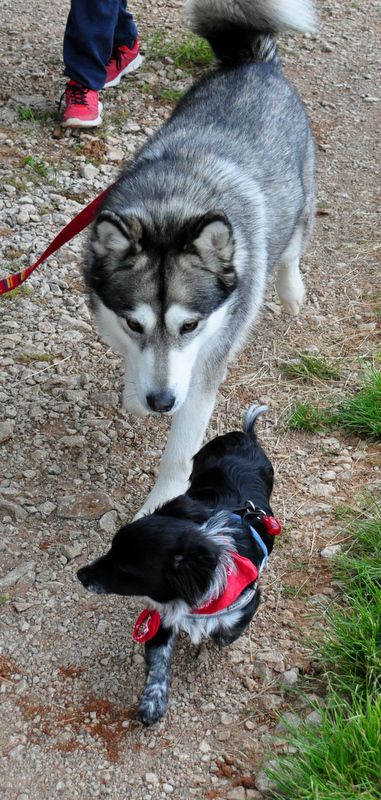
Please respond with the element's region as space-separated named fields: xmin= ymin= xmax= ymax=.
xmin=132 ymin=551 xmax=258 ymax=643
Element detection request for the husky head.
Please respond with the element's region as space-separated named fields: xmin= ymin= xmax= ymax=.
xmin=86 ymin=209 xmax=238 ymax=415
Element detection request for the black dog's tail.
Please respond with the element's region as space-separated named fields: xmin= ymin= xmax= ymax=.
xmin=185 ymin=0 xmax=316 ymax=65
xmin=243 ymin=404 xmax=269 ymax=441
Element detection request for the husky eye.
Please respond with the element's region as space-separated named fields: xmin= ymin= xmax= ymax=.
xmin=126 ymin=318 xmax=144 ymax=334
xmin=180 ymin=320 xmax=199 ymax=335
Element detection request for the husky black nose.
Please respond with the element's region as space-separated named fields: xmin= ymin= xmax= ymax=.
xmin=77 ymin=565 xmax=91 ymax=587
xmin=146 ymin=391 xmax=175 ymax=412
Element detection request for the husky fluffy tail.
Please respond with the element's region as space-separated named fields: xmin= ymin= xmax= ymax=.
xmin=185 ymin=0 xmax=316 ymax=64
xmin=243 ymin=404 xmax=269 ymax=440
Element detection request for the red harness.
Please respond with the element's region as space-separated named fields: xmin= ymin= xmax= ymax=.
xmin=132 ymin=511 xmax=282 ymax=644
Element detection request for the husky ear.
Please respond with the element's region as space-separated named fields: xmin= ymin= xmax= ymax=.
xmin=165 ymin=533 xmax=220 ymax=606
xmin=91 ymin=210 xmax=142 ymax=259
xmin=188 ymin=212 xmax=236 ymax=286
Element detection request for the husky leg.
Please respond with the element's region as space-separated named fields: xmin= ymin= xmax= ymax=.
xmin=135 ymin=368 xmax=222 ymax=517
xmin=275 ymin=223 xmax=306 ymax=316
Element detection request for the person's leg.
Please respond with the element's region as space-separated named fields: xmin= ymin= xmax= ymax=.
xmin=113 ymin=0 xmax=138 ymax=49
xmin=64 ymin=0 xmax=121 ymax=90
xmin=104 ymin=0 xmax=142 ymax=89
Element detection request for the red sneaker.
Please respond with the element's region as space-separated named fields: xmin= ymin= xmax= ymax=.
xmin=61 ymin=81 xmax=103 ymax=128
xmin=104 ymin=39 xmax=143 ymax=89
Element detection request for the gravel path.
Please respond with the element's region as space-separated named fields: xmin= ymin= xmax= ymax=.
xmin=0 ymin=1 xmax=379 ymax=798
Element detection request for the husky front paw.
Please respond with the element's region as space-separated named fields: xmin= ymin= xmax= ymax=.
xmin=137 ymin=686 xmax=168 ymax=725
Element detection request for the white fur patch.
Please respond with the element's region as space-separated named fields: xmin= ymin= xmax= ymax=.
xmin=123 ymin=303 xmax=157 ymax=335
xmin=165 ymin=304 xmax=199 ymax=335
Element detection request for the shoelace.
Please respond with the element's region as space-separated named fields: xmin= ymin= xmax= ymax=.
xmin=66 ymin=83 xmax=90 ymax=106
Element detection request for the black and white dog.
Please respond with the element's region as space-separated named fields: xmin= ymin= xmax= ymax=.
xmin=77 ymin=406 xmax=281 ymax=724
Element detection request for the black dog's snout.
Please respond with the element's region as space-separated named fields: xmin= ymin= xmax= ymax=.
xmin=77 ymin=565 xmax=91 ymax=587
xmin=146 ymin=391 xmax=175 ymax=413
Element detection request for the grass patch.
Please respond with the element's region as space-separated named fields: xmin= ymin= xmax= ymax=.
xmin=18 ymin=352 xmax=55 ymax=365
xmin=147 ymin=29 xmax=213 ymax=72
xmin=17 ymin=107 xmax=36 ymax=122
xmin=171 ymin=35 xmax=214 ymax=70
xmin=282 ymin=352 xmax=341 ymax=382
xmin=269 ymin=695 xmax=381 ymax=800
xmin=160 ymin=87 xmax=184 ymax=104
xmin=1 ymin=284 xmax=33 ymax=301
xmin=22 ymin=155 xmax=49 ymax=178
xmin=282 ymin=584 xmax=309 ymax=600
xmin=1 ymin=594 xmax=10 ymax=606
xmin=286 ymin=369 xmax=381 ymax=439
xmin=333 ymin=369 xmax=381 ymax=439
xmin=267 ymin=501 xmax=381 ymax=800
xmin=287 ymin=401 xmax=330 ymax=432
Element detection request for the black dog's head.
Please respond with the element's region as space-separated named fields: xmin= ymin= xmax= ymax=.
xmin=77 ymin=504 xmax=221 ymax=607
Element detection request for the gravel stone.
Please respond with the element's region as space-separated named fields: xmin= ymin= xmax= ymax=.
xmin=0 ymin=420 xmax=14 ymax=444
xmin=320 ymin=544 xmax=342 ymax=558
xmin=275 ymin=712 xmax=301 ymax=735
xmin=145 ymin=774 xmax=159 ymax=785
xmin=0 ymin=561 xmax=36 ymax=589
xmin=255 ymin=761 xmax=278 ymax=794
xmin=99 ymin=510 xmax=119 ymax=534
xmin=226 ymin=788 xmax=246 ymax=800
xmin=57 ymin=492 xmax=113 ymax=519
xmin=280 ymin=668 xmax=299 ymax=686
xmin=305 ymin=710 xmax=323 ymax=727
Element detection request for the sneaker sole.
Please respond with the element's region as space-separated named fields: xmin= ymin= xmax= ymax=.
xmin=61 ymin=102 xmax=103 ymax=129
xmin=103 ymin=53 xmax=144 ymax=89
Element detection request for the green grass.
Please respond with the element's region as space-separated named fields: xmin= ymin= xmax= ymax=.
xmin=147 ymin=29 xmax=213 ymax=72
xmin=269 ymin=695 xmax=381 ymax=800
xmin=171 ymin=35 xmax=213 ymax=70
xmin=286 ymin=369 xmax=381 ymax=439
xmin=160 ymin=88 xmax=184 ymax=104
xmin=282 ymin=352 xmax=341 ymax=382
xmin=287 ymin=401 xmax=330 ymax=432
xmin=333 ymin=369 xmax=381 ymax=439
xmin=17 ymin=107 xmax=36 ymax=121
xmin=1 ymin=284 xmax=33 ymax=301
xmin=267 ymin=502 xmax=381 ymax=800
xmin=22 ymin=155 xmax=49 ymax=178
xmin=0 ymin=594 xmax=10 ymax=606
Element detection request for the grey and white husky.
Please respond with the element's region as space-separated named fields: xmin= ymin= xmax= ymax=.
xmin=84 ymin=0 xmax=316 ymax=516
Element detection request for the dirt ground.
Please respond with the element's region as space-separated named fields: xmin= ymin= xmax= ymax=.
xmin=0 ymin=1 xmax=380 ymax=798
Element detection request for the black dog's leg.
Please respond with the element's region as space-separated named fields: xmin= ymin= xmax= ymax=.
xmin=137 ymin=626 xmax=176 ymax=725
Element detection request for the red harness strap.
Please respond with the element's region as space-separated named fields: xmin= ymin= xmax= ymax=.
xmin=0 ymin=186 xmax=110 ymax=296
xmin=132 ymin=552 xmax=258 ymax=643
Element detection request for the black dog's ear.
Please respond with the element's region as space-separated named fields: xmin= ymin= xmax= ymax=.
xmin=157 ymin=495 xmax=210 ymax=524
xmin=165 ymin=533 xmax=220 ymax=606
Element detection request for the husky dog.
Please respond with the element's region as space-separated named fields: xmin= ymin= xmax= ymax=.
xmin=78 ymin=405 xmax=280 ymax=725
xmin=84 ymin=0 xmax=316 ymax=516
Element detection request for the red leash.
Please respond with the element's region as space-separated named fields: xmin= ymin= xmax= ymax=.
xmin=0 ymin=186 xmax=110 ymax=296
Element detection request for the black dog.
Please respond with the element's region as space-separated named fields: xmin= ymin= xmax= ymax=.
xmin=77 ymin=405 xmax=281 ymax=725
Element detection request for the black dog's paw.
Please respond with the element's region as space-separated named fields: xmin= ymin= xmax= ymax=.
xmin=137 ymin=685 xmax=168 ymax=726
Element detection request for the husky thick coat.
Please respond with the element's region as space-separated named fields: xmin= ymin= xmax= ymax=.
xmin=84 ymin=0 xmax=316 ymax=516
